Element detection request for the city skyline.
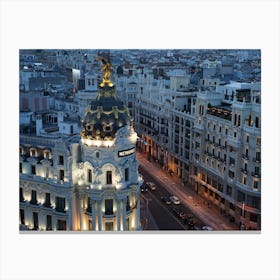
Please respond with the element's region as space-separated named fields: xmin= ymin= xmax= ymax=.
xmin=19 ymin=49 xmax=261 ymax=232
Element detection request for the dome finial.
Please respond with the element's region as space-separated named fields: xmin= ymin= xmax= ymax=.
xmin=95 ymin=56 xmax=114 ymax=87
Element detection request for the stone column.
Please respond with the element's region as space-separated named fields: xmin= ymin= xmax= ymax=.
xmin=136 ymin=196 xmax=141 ymax=229
xmin=91 ymin=200 xmax=96 ymax=231
xmin=122 ymin=197 xmax=127 ymax=231
xmin=79 ymin=196 xmax=84 ymax=231
xmin=98 ymin=200 xmax=102 ymax=231
xmin=117 ymin=199 xmax=121 ymax=231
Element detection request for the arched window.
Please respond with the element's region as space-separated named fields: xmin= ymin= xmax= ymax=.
xmin=238 ymin=115 xmax=241 ymax=127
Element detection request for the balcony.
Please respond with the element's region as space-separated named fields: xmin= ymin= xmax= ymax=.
xmin=253 ymin=157 xmax=261 ymax=163
xmin=251 ymin=172 xmax=261 ymax=178
xmin=29 ymin=200 xmax=39 ymax=206
xmin=54 ymin=207 xmax=66 ymax=214
xmin=42 ymin=202 xmax=52 ymax=209
xmin=242 ymin=154 xmax=249 ymax=160
xmin=241 ymin=168 xmax=248 ymax=174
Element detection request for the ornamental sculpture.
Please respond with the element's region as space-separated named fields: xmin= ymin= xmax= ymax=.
xmin=96 ymin=57 xmax=114 ymax=87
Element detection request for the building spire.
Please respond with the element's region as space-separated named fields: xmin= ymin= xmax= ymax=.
xmin=95 ymin=57 xmax=114 ymax=87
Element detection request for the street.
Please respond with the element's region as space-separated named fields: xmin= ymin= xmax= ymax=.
xmin=137 ymin=152 xmax=239 ymax=231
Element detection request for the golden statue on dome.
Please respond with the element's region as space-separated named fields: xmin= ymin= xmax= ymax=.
xmin=96 ymin=57 xmax=114 ymax=87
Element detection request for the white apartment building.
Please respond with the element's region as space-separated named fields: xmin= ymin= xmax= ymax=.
xmin=133 ymin=72 xmax=261 ymax=230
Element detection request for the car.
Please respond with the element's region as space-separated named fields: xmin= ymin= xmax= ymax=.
xmin=202 ymin=226 xmax=213 ymax=231
xmin=146 ymin=182 xmax=156 ymax=191
xmin=172 ymin=207 xmax=184 ymax=217
xmin=169 ymin=195 xmax=180 ymax=205
xmin=140 ymin=183 xmax=148 ymax=192
xmin=161 ymin=196 xmax=172 ymax=204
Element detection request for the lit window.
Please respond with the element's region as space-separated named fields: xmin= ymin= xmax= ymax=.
xmin=88 ymin=169 xmax=92 ymax=183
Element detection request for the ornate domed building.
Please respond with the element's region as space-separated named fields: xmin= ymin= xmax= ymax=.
xmin=73 ymin=59 xmax=142 ymax=231
xmin=19 ymin=58 xmax=142 ymax=231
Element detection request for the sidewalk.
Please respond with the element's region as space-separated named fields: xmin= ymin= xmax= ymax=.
xmin=137 ymin=152 xmax=239 ymax=230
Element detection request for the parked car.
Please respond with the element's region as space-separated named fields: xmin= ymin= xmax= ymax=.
xmin=202 ymin=226 xmax=213 ymax=231
xmin=170 ymin=195 xmax=180 ymax=205
xmin=146 ymin=182 xmax=156 ymax=190
xmin=161 ymin=196 xmax=172 ymax=204
xmin=172 ymin=207 xmax=184 ymax=217
xmin=140 ymin=183 xmax=148 ymax=192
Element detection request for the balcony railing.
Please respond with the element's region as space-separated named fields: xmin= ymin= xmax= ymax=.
xmin=55 ymin=207 xmax=66 ymax=214
xmin=251 ymin=172 xmax=261 ymax=178
xmin=242 ymin=154 xmax=249 ymax=160
xmin=29 ymin=200 xmax=39 ymax=206
xmin=253 ymin=157 xmax=261 ymax=163
xmin=241 ymin=168 xmax=248 ymax=174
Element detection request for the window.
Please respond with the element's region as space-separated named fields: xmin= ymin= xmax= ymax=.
xmin=253 ymin=181 xmax=259 ymax=190
xmin=88 ymin=169 xmax=92 ymax=183
xmin=105 ymin=199 xmax=113 ymax=215
xmin=105 ymin=222 xmax=114 ymax=231
xmin=234 ymin=114 xmax=237 ymax=125
xmin=20 ymin=163 xmax=22 ymax=173
xmin=30 ymin=190 xmax=37 ymax=205
xmin=229 ymin=157 xmax=235 ymax=166
xmin=126 ymin=196 xmax=131 ymax=211
xmin=238 ymin=115 xmax=240 ymax=126
xmin=44 ymin=151 xmax=50 ymax=159
xmin=44 ymin=193 xmax=51 ymax=208
xmin=33 ymin=212 xmax=38 ymax=230
xmin=256 ymin=152 xmax=261 ymax=162
xmin=229 ymin=203 xmax=235 ymax=211
xmin=55 ymin=197 xmax=66 ymax=212
xmin=243 ymin=177 xmax=247 ymax=185
xmin=126 ymin=218 xmax=130 ymax=230
xmin=106 ymin=171 xmax=112 ymax=184
xmin=30 ymin=149 xmax=36 ymax=157
xmin=46 ymin=215 xmax=52 ymax=230
xmin=125 ymin=168 xmax=129 ymax=182
xmin=256 ymin=137 xmax=261 ymax=146
xmin=20 ymin=188 xmax=25 ymax=202
xmin=219 ymin=126 xmax=222 ymax=133
xmin=59 ymin=155 xmax=64 ymax=165
xmin=228 ymin=170 xmax=235 ymax=179
xmin=226 ymin=185 xmax=232 ymax=196
xmin=57 ymin=219 xmax=66 ymax=230
xmin=86 ymin=197 xmax=92 ymax=213
xmin=255 ymin=166 xmax=260 ymax=176
xmin=237 ymin=190 xmax=245 ymax=202
xmin=246 ymin=135 xmax=249 ymax=143
xmin=20 ymin=209 xmax=25 ymax=225
xmin=234 ymin=131 xmax=237 ymax=138
xmin=88 ymin=220 xmax=92 ymax=230
xmin=31 ymin=165 xmax=36 ymax=175
xmin=59 ymin=170 xmax=64 ymax=181
xmin=255 ymin=117 xmax=259 ymax=128
xmin=225 ymin=128 xmax=228 ymax=135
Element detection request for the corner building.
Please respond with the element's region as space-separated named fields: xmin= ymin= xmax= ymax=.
xmin=19 ymin=73 xmax=142 ymax=231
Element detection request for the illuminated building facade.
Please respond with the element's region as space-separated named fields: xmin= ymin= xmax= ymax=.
xmin=19 ymin=59 xmax=142 ymax=231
